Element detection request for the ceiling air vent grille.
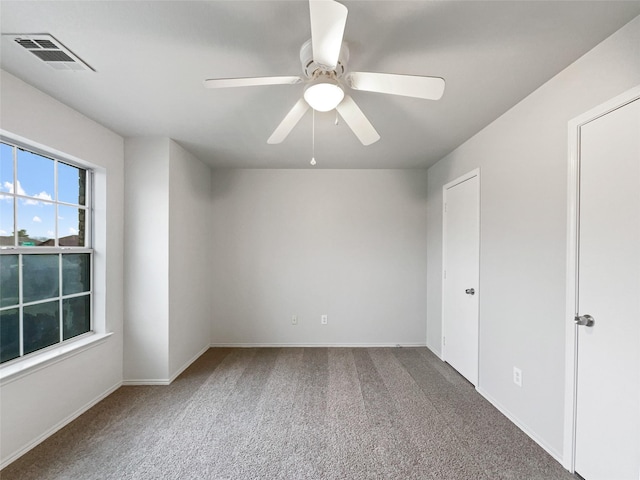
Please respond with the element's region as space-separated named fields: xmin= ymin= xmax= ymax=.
xmin=31 ymin=50 xmax=76 ymax=62
xmin=16 ymin=39 xmax=39 ymax=49
xmin=4 ymin=34 xmax=94 ymax=71
xmin=34 ymin=39 xmax=57 ymax=49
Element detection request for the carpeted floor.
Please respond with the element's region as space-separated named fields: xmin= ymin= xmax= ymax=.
xmin=1 ymin=347 xmax=576 ymax=479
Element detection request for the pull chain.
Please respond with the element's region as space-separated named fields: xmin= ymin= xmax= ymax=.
xmin=310 ymin=109 xmax=316 ymax=166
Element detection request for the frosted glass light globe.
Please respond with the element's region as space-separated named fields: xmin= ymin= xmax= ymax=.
xmin=304 ymin=80 xmax=344 ymax=112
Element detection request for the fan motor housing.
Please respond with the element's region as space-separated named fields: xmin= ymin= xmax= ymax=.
xmin=300 ymin=39 xmax=349 ymax=79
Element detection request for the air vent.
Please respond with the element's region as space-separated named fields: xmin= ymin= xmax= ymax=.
xmin=16 ymin=39 xmax=39 ymax=49
xmin=35 ymin=39 xmax=57 ymax=49
xmin=4 ymin=34 xmax=94 ymax=71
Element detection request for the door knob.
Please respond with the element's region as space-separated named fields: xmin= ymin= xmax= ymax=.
xmin=465 ymin=288 xmax=475 ymax=295
xmin=575 ymin=314 xmax=595 ymax=327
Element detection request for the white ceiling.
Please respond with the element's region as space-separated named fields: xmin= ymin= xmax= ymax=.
xmin=1 ymin=1 xmax=639 ymax=169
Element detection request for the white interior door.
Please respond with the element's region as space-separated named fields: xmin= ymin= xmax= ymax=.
xmin=574 ymin=97 xmax=640 ymax=479
xmin=442 ymin=171 xmax=479 ymax=386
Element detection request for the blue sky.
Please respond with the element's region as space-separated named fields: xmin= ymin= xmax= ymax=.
xmin=0 ymin=143 xmax=85 ymax=241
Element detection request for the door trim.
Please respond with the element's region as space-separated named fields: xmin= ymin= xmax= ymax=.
xmin=563 ymin=85 xmax=640 ymax=472
xmin=441 ymin=168 xmax=480 ymax=378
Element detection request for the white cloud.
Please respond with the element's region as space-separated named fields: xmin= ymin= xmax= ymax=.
xmin=3 ymin=180 xmax=25 ymax=195
xmin=34 ymin=191 xmax=52 ymax=201
xmin=32 ymin=216 xmax=42 ymax=223
xmin=24 ymin=191 xmax=53 ymax=206
xmin=3 ymin=181 xmax=53 ymax=205
xmin=47 ymin=230 xmax=55 ymax=237
xmin=58 ymin=216 xmax=64 ymax=220
xmin=69 ymin=227 xmax=78 ymax=235
xmin=0 ymin=229 xmax=7 ymax=235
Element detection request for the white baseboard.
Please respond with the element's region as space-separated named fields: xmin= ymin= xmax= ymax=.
xmin=122 ymin=344 xmax=210 ymax=386
xmin=476 ymin=386 xmax=564 ymax=466
xmin=209 ymin=343 xmax=426 ymax=348
xmin=121 ymin=379 xmax=171 ymax=386
xmin=0 ymin=381 xmax=122 ymax=470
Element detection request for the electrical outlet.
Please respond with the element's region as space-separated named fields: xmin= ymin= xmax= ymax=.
xmin=321 ymin=314 xmax=328 ymax=325
xmin=292 ymin=315 xmax=298 ymax=325
xmin=513 ymin=367 xmax=522 ymax=387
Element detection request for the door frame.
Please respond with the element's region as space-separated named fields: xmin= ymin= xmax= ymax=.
xmin=441 ymin=168 xmax=480 ymax=382
xmin=563 ymin=85 xmax=640 ymax=472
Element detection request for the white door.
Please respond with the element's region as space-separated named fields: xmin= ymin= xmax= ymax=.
xmin=574 ymin=97 xmax=640 ymax=479
xmin=442 ymin=171 xmax=480 ymax=386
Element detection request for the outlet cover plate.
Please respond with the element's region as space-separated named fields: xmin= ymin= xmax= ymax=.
xmin=513 ymin=367 xmax=522 ymax=387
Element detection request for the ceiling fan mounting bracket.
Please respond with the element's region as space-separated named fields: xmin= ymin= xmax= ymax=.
xmin=299 ymin=38 xmax=349 ymax=79
xmin=309 ymin=69 xmax=339 ymax=82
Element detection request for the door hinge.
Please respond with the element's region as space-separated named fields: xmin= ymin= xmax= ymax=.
xmin=444 ymin=203 xmax=447 ymax=213
xmin=444 ymin=270 xmax=447 ymax=279
xmin=443 ymin=336 xmax=446 ymax=346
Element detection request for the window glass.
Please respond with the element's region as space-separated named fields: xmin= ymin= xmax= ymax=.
xmin=0 ymin=308 xmax=20 ymax=363
xmin=1 ymin=144 xmax=15 ymax=246
xmin=0 ymin=141 xmax=92 ymax=364
xmin=58 ymin=162 xmax=86 ymax=206
xmin=0 ymin=255 xmax=19 ymax=307
xmin=23 ymin=300 xmax=60 ymax=354
xmin=0 ymin=196 xmax=14 ymax=246
xmin=16 ymin=149 xmax=54 ymax=201
xmin=58 ymin=204 xmax=85 ymax=246
xmin=17 ymin=199 xmax=55 ymax=246
xmin=22 ymin=254 xmax=59 ymax=303
xmin=0 ymin=143 xmax=14 ymax=194
xmin=62 ymin=254 xmax=91 ymax=295
xmin=63 ymin=295 xmax=91 ymax=340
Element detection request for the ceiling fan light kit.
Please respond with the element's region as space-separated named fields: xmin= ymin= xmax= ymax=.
xmin=304 ymin=75 xmax=344 ymax=112
xmin=203 ymin=0 xmax=445 ymax=149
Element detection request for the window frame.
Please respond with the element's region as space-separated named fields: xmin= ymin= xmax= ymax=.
xmin=0 ymin=137 xmax=95 ymax=366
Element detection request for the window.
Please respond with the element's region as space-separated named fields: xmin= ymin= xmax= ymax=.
xmin=0 ymin=140 xmax=92 ymax=364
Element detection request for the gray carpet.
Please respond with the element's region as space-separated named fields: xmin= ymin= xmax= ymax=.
xmin=1 ymin=347 xmax=576 ymax=479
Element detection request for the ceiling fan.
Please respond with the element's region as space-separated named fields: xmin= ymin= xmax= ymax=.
xmin=203 ymin=0 xmax=445 ymax=146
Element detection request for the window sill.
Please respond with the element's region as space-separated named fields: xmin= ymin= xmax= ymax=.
xmin=0 ymin=332 xmax=113 ymax=386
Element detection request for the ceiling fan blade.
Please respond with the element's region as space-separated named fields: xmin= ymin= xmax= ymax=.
xmin=267 ymin=98 xmax=310 ymax=144
xmin=346 ymin=72 xmax=445 ymax=100
xmin=309 ymin=0 xmax=348 ymax=69
xmin=335 ymin=95 xmax=380 ymax=146
xmin=203 ymin=76 xmax=303 ymax=89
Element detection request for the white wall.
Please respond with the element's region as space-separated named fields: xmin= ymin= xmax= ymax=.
xmin=168 ymin=140 xmax=212 ymax=379
xmin=123 ymin=138 xmax=212 ymax=383
xmin=426 ymin=15 xmax=640 ymax=460
xmin=210 ymin=169 xmax=428 ymax=346
xmin=0 ymin=70 xmax=124 ymax=466
xmin=123 ymin=137 xmax=170 ymax=381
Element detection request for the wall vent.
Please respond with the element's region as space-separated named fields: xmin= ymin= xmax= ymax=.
xmin=4 ymin=34 xmax=94 ymax=71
